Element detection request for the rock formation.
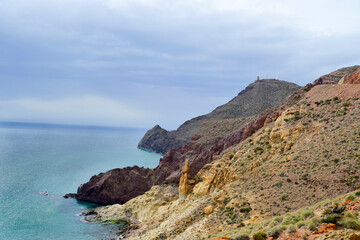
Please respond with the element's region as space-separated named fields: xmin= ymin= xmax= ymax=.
xmin=138 ymin=79 xmax=301 ymax=154
xmin=178 ymin=159 xmax=191 ymax=199
xmin=313 ymin=65 xmax=360 ymax=85
xmin=339 ymin=67 xmax=360 ymax=84
xmin=74 ymin=166 xmax=154 ymax=205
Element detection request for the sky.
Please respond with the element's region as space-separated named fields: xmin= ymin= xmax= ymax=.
xmin=0 ymin=0 xmax=360 ymax=129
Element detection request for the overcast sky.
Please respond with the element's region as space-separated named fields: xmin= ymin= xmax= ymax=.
xmin=0 ymin=0 xmax=360 ymax=129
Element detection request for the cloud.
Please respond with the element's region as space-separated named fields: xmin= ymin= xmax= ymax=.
xmin=0 ymin=0 xmax=360 ymax=127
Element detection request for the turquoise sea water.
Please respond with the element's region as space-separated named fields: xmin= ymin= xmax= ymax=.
xmin=0 ymin=122 xmax=162 ymax=240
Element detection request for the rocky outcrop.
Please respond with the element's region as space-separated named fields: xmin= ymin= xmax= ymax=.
xmin=314 ymin=65 xmax=360 ymax=84
xmin=137 ymin=125 xmax=188 ymax=155
xmin=75 ymin=166 xmax=154 ymax=205
xmin=178 ymin=159 xmax=192 ymax=199
xmin=139 ymin=79 xmax=301 ymax=154
xmin=339 ymin=67 xmax=360 ymax=84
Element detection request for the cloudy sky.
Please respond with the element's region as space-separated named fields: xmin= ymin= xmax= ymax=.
xmin=0 ymin=0 xmax=360 ymax=129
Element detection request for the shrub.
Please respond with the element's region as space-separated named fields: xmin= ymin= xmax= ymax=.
xmin=280 ymin=194 xmax=289 ymax=201
xmin=302 ymin=232 xmax=309 ymax=240
xmin=267 ymin=228 xmax=282 ymax=238
xmin=340 ymin=217 xmax=360 ymax=230
xmin=282 ymin=216 xmax=303 ymax=225
xmin=311 ymin=217 xmax=320 ymax=225
xmin=235 ymin=235 xmax=250 ymax=240
xmin=240 ymin=206 xmax=252 ymax=213
xmin=355 ymin=190 xmax=360 ymax=196
xmin=302 ymin=210 xmax=315 ymax=219
xmin=288 ymin=224 xmax=297 ymax=233
xmin=253 ymin=232 xmax=267 ymax=240
xmin=321 ymin=213 xmax=340 ymax=224
xmin=297 ymin=221 xmax=306 ymax=228
xmin=322 ymin=203 xmax=345 ymax=215
xmin=254 ymin=147 xmax=264 ymax=154
xmin=346 ymin=194 xmax=356 ymax=201
xmin=308 ymin=222 xmax=318 ymax=231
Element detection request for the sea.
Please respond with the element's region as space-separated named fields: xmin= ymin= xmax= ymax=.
xmin=0 ymin=122 xmax=162 ymax=240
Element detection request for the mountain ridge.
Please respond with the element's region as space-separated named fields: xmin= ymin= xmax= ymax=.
xmin=138 ymin=79 xmax=301 ymax=154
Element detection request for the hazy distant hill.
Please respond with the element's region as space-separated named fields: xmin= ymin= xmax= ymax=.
xmin=138 ymin=79 xmax=301 ymax=154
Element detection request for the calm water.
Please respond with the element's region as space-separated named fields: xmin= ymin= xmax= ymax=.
xmin=0 ymin=122 xmax=162 ymax=240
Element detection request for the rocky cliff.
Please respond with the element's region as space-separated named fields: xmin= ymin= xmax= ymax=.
xmin=138 ymin=79 xmax=301 ymax=154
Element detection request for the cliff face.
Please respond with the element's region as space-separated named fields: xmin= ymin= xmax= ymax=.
xmin=138 ymin=79 xmax=301 ymax=154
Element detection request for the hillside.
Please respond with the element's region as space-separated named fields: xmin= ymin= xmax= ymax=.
xmin=138 ymin=79 xmax=301 ymax=154
xmin=72 ymin=79 xmax=299 ymax=205
xmin=82 ymin=66 xmax=360 ymax=239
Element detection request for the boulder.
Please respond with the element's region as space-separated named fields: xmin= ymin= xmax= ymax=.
xmin=75 ymin=166 xmax=154 ymax=205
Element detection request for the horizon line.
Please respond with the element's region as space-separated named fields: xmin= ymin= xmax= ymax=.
xmin=0 ymin=120 xmax=148 ymax=131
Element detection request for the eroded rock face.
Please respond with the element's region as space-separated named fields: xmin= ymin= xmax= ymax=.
xmin=75 ymin=166 xmax=154 ymax=205
xmin=339 ymin=67 xmax=360 ymax=84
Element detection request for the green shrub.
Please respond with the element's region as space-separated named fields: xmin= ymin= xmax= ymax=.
xmin=235 ymin=235 xmax=250 ymax=240
xmin=346 ymin=194 xmax=356 ymax=201
xmin=282 ymin=216 xmax=303 ymax=225
xmin=280 ymin=194 xmax=289 ymax=201
xmin=267 ymin=228 xmax=282 ymax=238
xmin=302 ymin=210 xmax=315 ymax=219
xmin=308 ymin=222 xmax=318 ymax=231
xmin=297 ymin=221 xmax=306 ymax=228
xmin=254 ymin=147 xmax=264 ymax=154
xmin=322 ymin=203 xmax=345 ymax=215
xmin=321 ymin=213 xmax=340 ymax=224
xmin=288 ymin=224 xmax=297 ymax=233
xmin=240 ymin=206 xmax=252 ymax=213
xmin=253 ymin=232 xmax=267 ymax=240
xmin=355 ymin=190 xmax=360 ymax=196
xmin=340 ymin=217 xmax=360 ymax=230
xmin=311 ymin=217 xmax=320 ymax=225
